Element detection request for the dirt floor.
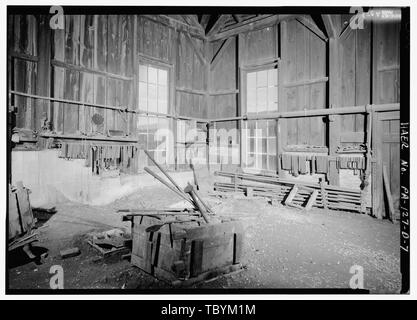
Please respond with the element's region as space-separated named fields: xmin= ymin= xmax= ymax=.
xmin=8 ymin=186 xmax=401 ymax=293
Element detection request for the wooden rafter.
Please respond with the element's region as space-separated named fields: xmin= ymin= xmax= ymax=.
xmin=199 ymin=15 xmax=211 ymax=31
xmin=321 ymin=14 xmax=338 ymax=39
xmin=208 ymin=14 xmax=290 ymax=41
xmin=206 ymin=14 xmax=231 ymax=38
xmin=295 ymin=15 xmax=327 ymax=41
xmin=183 ymin=15 xmax=205 ymax=34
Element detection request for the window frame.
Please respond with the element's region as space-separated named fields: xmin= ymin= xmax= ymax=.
xmin=240 ymin=61 xmax=280 ymax=173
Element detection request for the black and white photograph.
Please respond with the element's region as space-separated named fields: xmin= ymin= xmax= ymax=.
xmin=2 ymin=2 xmax=412 ymax=299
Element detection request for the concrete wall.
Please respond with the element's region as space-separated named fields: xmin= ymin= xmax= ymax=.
xmin=11 ymin=150 xmax=194 ymax=207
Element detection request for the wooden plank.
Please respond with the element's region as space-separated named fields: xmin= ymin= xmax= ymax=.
xmin=53 ymin=66 xmax=65 ymax=133
xmin=190 ymin=239 xmax=204 ymax=277
xmin=79 ymin=72 xmax=94 ymax=134
xmin=383 ymin=165 xmax=395 ymax=220
xmin=305 ymin=190 xmax=319 ymax=211
xmin=96 ymin=15 xmax=107 ymax=72
xmin=62 ymin=68 xmax=80 ymax=134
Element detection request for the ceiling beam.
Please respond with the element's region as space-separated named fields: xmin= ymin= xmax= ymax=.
xmin=206 ymin=14 xmax=231 ymax=38
xmin=199 ymin=15 xmax=211 ymax=31
xmin=321 ymin=14 xmax=338 ymax=38
xmin=183 ymin=15 xmax=205 ymax=34
xmin=208 ymin=14 xmax=292 ymax=42
xmin=154 ymin=15 xmax=205 ymax=39
xmin=295 ymin=15 xmax=328 ymax=41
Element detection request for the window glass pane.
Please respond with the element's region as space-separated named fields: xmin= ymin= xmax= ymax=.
xmin=137 ymin=116 xmax=147 ymax=134
xmin=247 ymin=86 xmax=256 ymax=112
xmin=138 ymin=82 xmax=148 ymax=111
xmin=249 ymin=137 xmax=255 ymax=152
xmin=267 ymin=68 xmax=277 ymax=87
xmin=256 ymin=154 xmax=262 ymax=168
xmin=268 ymin=138 xmax=276 ymax=154
xmin=256 ymin=87 xmax=267 ymax=112
xmin=148 ymin=67 xmax=158 ymax=84
xmin=262 ymin=138 xmax=268 ymax=153
xmin=268 ymin=87 xmax=278 ymax=111
xmin=262 ymin=154 xmax=268 ymax=169
xmin=268 ymin=155 xmax=277 ymax=171
xmin=267 ymin=120 xmax=276 ymax=137
xmin=158 ymin=69 xmax=168 ymax=85
xmin=139 ymin=65 xmax=148 ymax=82
xmin=256 ymin=137 xmax=263 ymax=153
xmin=148 ymin=84 xmax=157 ymax=112
xmin=247 ymin=72 xmax=256 ymax=89
xmin=257 ymin=70 xmax=267 ymax=87
xmin=258 ymin=120 xmax=268 ymax=137
xmin=138 ymin=134 xmax=147 ymax=148
xmin=158 ymin=85 xmax=168 ymax=114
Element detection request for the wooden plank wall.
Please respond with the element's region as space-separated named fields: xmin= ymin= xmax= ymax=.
xmin=177 ymin=31 xmax=207 ymax=118
xmin=281 ymin=19 xmax=327 ymax=147
xmin=338 ymin=21 xmax=372 ymax=143
xmin=52 ymin=15 xmax=134 ymax=135
xmin=9 ymin=15 xmax=39 ymax=130
xmin=9 ymin=14 xmax=208 ymax=137
xmin=372 ymin=20 xmax=401 ymax=217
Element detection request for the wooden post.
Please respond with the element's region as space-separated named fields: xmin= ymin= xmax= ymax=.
xmin=36 ymin=16 xmax=52 ymax=132
xmin=327 ymin=36 xmax=341 ymax=186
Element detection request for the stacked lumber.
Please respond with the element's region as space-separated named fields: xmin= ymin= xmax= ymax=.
xmin=214 ymin=171 xmax=363 ymax=213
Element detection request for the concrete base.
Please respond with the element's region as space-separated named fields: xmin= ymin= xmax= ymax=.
xmin=11 ymin=150 xmax=194 ymax=207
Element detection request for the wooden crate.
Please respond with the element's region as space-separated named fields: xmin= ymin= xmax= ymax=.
xmin=131 ymin=216 xmax=244 ymax=286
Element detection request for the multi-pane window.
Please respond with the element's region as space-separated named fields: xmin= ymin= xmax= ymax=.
xmin=138 ymin=64 xmax=168 ymax=114
xmin=176 ymin=120 xmax=206 ymax=168
xmin=244 ymin=67 xmax=278 ymax=171
xmin=138 ymin=116 xmax=173 ymax=167
xmin=246 ymin=68 xmax=278 ymax=113
xmin=137 ymin=62 xmax=172 ymax=168
xmin=244 ymin=120 xmax=277 ymax=171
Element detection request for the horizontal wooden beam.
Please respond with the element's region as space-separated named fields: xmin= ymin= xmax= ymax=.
xmin=176 ymin=86 xmax=206 ymax=96
xmin=9 ymin=51 xmax=39 ymax=62
xmin=209 ymin=89 xmax=239 ymax=96
xmin=40 ymin=132 xmax=138 ymax=143
xmin=144 ymin=15 xmax=205 ymax=39
xmin=208 ymin=15 xmax=292 ymax=41
xmin=52 ymin=59 xmax=133 ymax=81
xmin=208 ymin=103 xmax=400 ymax=122
xmin=10 ymin=90 xmax=209 ymax=123
xmin=284 ymin=77 xmax=328 ymax=88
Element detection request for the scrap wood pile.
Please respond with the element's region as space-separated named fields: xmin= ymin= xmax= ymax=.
xmin=8 ymin=182 xmax=49 ymax=260
xmin=213 ymin=171 xmax=364 ymax=213
xmin=118 ymin=150 xmax=217 ymax=227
